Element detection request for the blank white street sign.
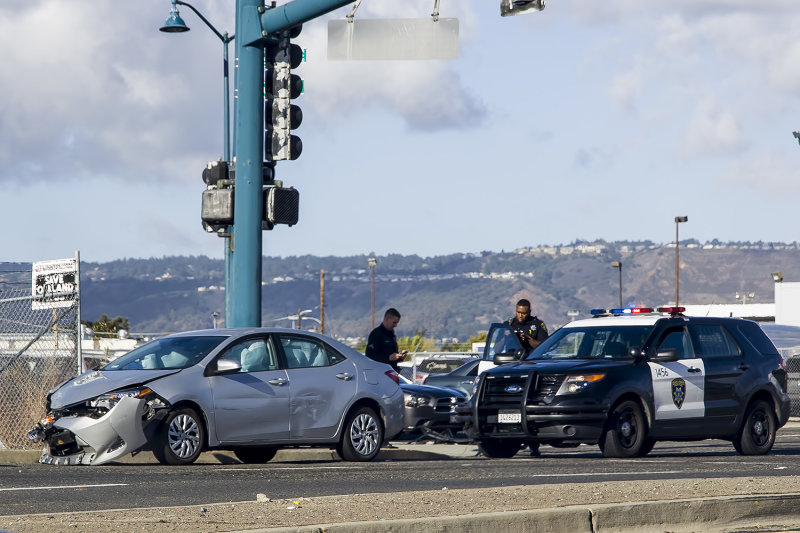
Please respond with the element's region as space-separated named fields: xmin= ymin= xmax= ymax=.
xmin=328 ymin=18 xmax=459 ymax=61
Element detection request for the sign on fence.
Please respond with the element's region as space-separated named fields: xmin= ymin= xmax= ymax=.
xmin=31 ymin=258 xmax=78 ymax=310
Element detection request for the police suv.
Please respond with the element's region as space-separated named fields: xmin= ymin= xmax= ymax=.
xmin=467 ymin=307 xmax=791 ymax=458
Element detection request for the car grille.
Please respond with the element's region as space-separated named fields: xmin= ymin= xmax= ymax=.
xmin=476 ymin=372 xmax=565 ymax=435
xmin=434 ymin=396 xmax=467 ymax=413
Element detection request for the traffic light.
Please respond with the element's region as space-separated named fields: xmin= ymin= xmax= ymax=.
xmin=265 ymin=26 xmax=304 ymax=161
xmin=201 ymin=160 xmax=233 ymax=233
xmin=263 ymin=186 xmax=299 ymax=229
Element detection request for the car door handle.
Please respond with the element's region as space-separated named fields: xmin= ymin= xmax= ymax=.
xmin=688 ymin=367 xmax=702 ymax=373
xmin=738 ymin=363 xmax=749 ymax=371
xmin=268 ymin=378 xmax=289 ymax=386
xmin=461 ymin=380 xmax=474 ymax=384
xmin=336 ymin=373 xmax=353 ymax=381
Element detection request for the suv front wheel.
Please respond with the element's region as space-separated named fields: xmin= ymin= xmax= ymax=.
xmin=478 ymin=439 xmax=522 ymax=458
xmin=600 ymin=400 xmax=648 ymax=458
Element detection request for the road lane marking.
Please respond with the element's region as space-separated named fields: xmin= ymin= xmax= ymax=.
xmin=0 ymin=483 xmax=127 ymax=492
xmin=214 ymin=466 xmax=364 ymax=472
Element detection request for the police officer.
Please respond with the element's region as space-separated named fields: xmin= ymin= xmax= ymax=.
xmin=505 ymin=298 xmax=548 ymax=353
xmin=365 ymin=308 xmax=407 ymax=372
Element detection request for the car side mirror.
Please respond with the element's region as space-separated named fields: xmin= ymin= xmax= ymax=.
xmin=493 ymin=350 xmax=523 ymax=365
xmin=213 ymin=359 xmax=242 ymax=374
xmin=652 ymin=348 xmax=679 ymax=363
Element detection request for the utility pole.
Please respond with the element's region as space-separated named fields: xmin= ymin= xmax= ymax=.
xmin=320 ymin=269 xmax=325 ymax=334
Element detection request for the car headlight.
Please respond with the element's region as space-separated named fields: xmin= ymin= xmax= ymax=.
xmin=472 ymin=374 xmax=483 ymax=397
xmin=404 ymin=393 xmax=433 ymax=408
xmin=557 ymin=374 xmax=606 ymax=395
xmin=89 ymin=387 xmax=155 ymax=410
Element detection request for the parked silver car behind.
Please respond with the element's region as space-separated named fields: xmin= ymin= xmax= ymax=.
xmin=28 ymin=328 xmax=404 ymax=465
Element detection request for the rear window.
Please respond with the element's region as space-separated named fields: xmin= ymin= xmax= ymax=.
xmin=737 ymin=322 xmax=779 ymax=356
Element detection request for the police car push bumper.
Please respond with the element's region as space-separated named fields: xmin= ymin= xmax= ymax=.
xmin=39 ymin=396 xmax=149 ymax=465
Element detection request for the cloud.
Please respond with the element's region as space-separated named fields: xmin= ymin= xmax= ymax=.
xmin=683 ymin=100 xmax=746 ymax=157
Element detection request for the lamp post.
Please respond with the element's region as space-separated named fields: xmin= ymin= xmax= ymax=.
xmin=735 ymin=292 xmax=755 ymax=304
xmin=211 ymin=311 xmax=219 ymax=328
xmin=674 ymin=216 xmax=688 ymax=306
xmin=611 ymin=261 xmax=623 ymax=308
xmin=772 ymin=272 xmax=784 ymax=283
xmin=368 ymin=257 xmax=377 ymax=330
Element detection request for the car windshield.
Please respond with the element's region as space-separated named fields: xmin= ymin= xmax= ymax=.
xmin=524 ymin=325 xmax=653 ymax=361
xmin=103 ymin=335 xmax=227 ymax=370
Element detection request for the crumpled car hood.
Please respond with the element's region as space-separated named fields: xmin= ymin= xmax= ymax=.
xmin=49 ymin=369 xmax=180 ymax=409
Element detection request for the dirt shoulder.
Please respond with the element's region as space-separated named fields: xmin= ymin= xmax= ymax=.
xmin=4 ymin=476 xmax=800 ymax=533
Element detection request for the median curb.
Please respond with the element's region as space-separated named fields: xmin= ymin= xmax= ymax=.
xmin=232 ymin=493 xmax=800 ymax=533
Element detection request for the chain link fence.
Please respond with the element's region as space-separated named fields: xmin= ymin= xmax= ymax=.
xmin=0 ymin=284 xmax=79 ymax=450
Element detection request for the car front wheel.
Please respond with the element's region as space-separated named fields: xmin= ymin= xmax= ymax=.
xmin=152 ymin=407 xmax=205 ymax=465
xmin=734 ymin=400 xmax=776 ymax=455
xmin=337 ymin=407 xmax=383 ymax=461
xmin=601 ymin=400 xmax=647 ymax=458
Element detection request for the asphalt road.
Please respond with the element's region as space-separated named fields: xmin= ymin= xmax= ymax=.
xmin=2 ymin=431 xmax=800 ymax=517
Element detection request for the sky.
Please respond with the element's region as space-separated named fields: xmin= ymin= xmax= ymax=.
xmin=3 ymin=0 xmax=800 ymax=264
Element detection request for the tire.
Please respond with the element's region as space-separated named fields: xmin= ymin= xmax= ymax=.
xmin=337 ymin=406 xmax=383 ymax=462
xmin=734 ymin=400 xmax=776 ymax=455
xmin=233 ymin=446 xmax=278 ymax=464
xmin=478 ymin=439 xmax=522 ymax=458
xmin=152 ymin=407 xmax=205 ymax=465
xmin=600 ymin=400 xmax=647 ymax=458
xmin=639 ymin=438 xmax=657 ymax=457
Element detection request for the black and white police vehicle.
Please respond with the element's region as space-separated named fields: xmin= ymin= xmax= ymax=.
xmin=466 ymin=307 xmax=791 ymax=458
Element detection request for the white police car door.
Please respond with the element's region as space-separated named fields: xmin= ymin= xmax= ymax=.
xmin=648 ymin=326 xmax=705 ymax=420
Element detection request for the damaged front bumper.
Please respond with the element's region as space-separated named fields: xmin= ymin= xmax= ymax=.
xmin=28 ymin=396 xmax=157 ymax=465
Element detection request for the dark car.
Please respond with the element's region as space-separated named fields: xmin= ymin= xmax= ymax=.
xmin=422 ymin=359 xmax=480 ymax=399
xmin=466 ymin=307 xmax=791 ymax=459
xmin=398 ymin=375 xmax=468 ymax=442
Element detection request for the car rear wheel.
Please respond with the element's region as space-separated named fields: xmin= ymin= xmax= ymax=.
xmin=233 ymin=446 xmax=278 ymax=464
xmin=152 ymin=407 xmax=205 ymax=465
xmin=601 ymin=400 xmax=647 ymax=458
xmin=478 ymin=439 xmax=522 ymax=458
xmin=734 ymin=400 xmax=776 ymax=455
xmin=337 ymin=407 xmax=383 ymax=462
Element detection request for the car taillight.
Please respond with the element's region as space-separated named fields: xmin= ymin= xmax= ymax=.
xmin=422 ymin=376 xmax=428 ymax=385
xmin=385 ymin=370 xmax=400 ymax=384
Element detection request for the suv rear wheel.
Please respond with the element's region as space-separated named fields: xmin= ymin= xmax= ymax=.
xmin=478 ymin=439 xmax=522 ymax=458
xmin=600 ymin=400 xmax=647 ymax=458
xmin=734 ymin=400 xmax=776 ymax=455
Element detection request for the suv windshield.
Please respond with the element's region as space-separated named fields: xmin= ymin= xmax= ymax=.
xmin=525 ymin=325 xmax=653 ymax=361
xmin=104 ymin=335 xmax=227 ymax=370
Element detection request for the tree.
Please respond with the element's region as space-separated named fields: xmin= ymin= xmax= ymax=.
xmin=82 ymin=314 xmax=130 ymax=337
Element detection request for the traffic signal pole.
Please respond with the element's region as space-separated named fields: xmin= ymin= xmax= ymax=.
xmin=228 ymin=0 xmax=351 ymax=327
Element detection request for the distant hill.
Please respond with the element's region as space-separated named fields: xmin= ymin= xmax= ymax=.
xmin=46 ymin=240 xmax=796 ymax=343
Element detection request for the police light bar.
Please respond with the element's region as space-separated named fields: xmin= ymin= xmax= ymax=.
xmin=656 ymin=307 xmax=685 ymax=314
xmin=610 ymin=307 xmax=652 ymax=315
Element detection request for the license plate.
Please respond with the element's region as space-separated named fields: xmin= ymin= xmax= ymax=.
xmin=498 ymin=409 xmax=521 ymax=423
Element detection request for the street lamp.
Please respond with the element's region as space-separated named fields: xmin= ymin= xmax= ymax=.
xmin=674 ymin=216 xmax=688 ymax=306
xmin=211 ymin=311 xmax=219 ymax=328
xmin=772 ymin=272 xmax=784 ymax=283
xmin=160 ymin=0 xmax=235 ymax=322
xmin=367 ymin=257 xmax=377 ymax=330
xmin=610 ymin=261 xmax=623 ymax=308
xmin=735 ymin=292 xmax=755 ymax=304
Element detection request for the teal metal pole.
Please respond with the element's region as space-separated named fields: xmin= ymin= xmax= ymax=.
xmin=226 ymin=0 xmax=353 ymax=328
xmin=230 ymin=0 xmax=264 ymax=327
xmin=260 ymin=0 xmax=353 ymax=34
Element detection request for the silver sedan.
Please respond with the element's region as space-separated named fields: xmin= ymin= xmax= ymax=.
xmin=28 ymin=328 xmax=405 ymax=465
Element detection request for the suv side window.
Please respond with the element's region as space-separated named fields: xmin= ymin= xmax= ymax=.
xmin=690 ymin=324 xmax=741 ymax=358
xmin=738 ymin=322 xmax=780 ymax=356
xmin=655 ymin=327 xmax=695 ymax=359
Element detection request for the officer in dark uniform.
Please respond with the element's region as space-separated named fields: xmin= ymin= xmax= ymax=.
xmin=365 ymin=308 xmax=407 ymax=372
xmin=505 ymin=298 xmax=548 ymax=457
xmin=505 ymin=298 xmax=548 ymax=353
